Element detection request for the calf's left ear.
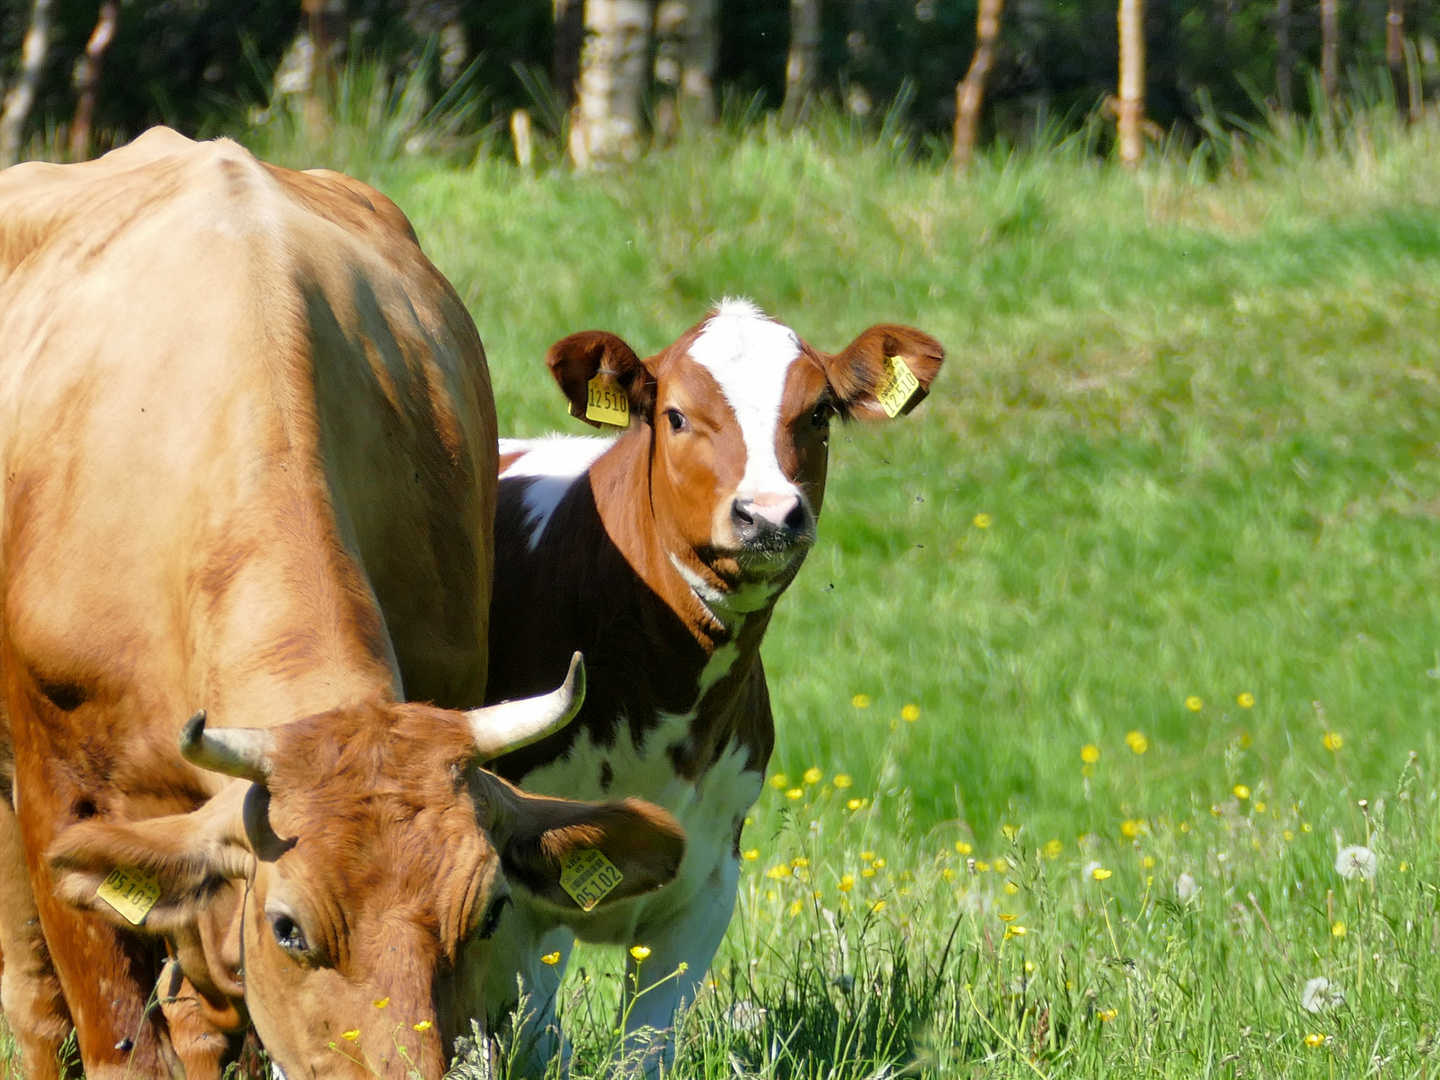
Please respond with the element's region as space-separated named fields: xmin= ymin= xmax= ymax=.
xmin=820 ymin=324 xmax=945 ymax=421
xmin=479 ymin=775 xmax=685 ymax=911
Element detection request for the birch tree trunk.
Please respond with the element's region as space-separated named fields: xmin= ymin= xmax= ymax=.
xmin=554 ymin=0 xmax=586 ymax=109
xmin=780 ymin=0 xmax=821 ymax=126
xmin=402 ymin=0 xmax=469 ymax=86
xmin=953 ymin=0 xmax=1004 ymax=171
xmin=1320 ymin=0 xmax=1339 ymax=100
xmin=1387 ymin=0 xmax=1408 ymax=117
xmin=0 ymin=0 xmax=55 ymax=169
xmin=654 ymin=0 xmax=719 ymax=138
xmin=1117 ymin=0 xmax=1145 ymax=167
xmin=69 ymin=1 xmax=119 ymax=162
xmin=569 ymin=0 xmax=653 ymax=168
xmin=1275 ymin=0 xmax=1293 ymax=111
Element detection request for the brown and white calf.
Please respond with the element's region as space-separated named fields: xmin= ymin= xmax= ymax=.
xmin=473 ymin=299 xmax=944 ymax=1073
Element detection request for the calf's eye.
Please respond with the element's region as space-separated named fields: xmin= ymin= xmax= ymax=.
xmin=270 ymin=913 xmax=308 ymax=954
xmin=665 ymin=409 xmax=688 ymax=433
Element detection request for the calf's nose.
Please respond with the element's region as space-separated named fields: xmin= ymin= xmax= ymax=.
xmin=731 ymin=494 xmax=810 ymax=541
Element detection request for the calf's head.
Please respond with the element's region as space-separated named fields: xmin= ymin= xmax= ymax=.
xmin=548 ymin=299 xmax=943 ymax=595
xmin=48 ymin=657 xmax=685 ymax=1079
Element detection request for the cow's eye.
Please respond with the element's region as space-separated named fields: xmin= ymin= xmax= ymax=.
xmin=665 ymin=408 xmax=688 ymax=433
xmin=270 ymin=913 xmax=309 ymax=954
xmin=477 ymin=892 xmax=511 ymax=941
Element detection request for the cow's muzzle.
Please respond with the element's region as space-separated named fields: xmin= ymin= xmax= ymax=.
xmin=730 ymin=494 xmax=814 ymax=553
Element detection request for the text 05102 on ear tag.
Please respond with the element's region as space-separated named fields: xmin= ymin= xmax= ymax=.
xmin=876 ymin=355 xmax=922 ymax=418
xmin=585 ymin=375 xmax=630 ymax=428
xmin=96 ymin=866 xmax=161 ymax=926
xmin=559 ymin=849 xmax=624 ymax=912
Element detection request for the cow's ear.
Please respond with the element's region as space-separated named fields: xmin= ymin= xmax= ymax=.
xmin=478 ymin=775 xmax=684 ymax=910
xmin=545 ymin=331 xmax=656 ymax=429
xmin=47 ymin=783 xmax=255 ymax=933
xmin=820 ymin=324 xmax=944 ymax=421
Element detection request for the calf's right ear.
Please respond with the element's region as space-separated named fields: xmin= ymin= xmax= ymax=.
xmin=46 ymin=783 xmax=255 ymax=932
xmin=546 ymin=331 xmax=656 ymax=429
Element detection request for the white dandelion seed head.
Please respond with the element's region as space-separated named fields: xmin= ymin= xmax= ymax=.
xmin=1081 ymin=860 xmax=1103 ymax=883
xmin=1302 ymin=976 xmax=1345 ymax=1013
xmin=1335 ymin=844 xmax=1378 ymax=881
xmin=1175 ymin=871 xmax=1199 ymax=903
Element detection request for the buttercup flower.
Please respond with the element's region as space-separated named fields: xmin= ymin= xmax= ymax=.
xmin=839 ymin=874 xmax=854 ymax=892
xmin=1091 ymin=866 xmax=1113 ymax=881
xmin=1304 ymin=1033 xmax=1328 ymax=1048
xmin=901 ymin=704 xmax=920 ymax=722
xmin=1125 ymin=730 xmax=1149 ymax=754
xmin=769 ymin=773 xmax=789 ymax=789
xmin=1080 ymin=744 xmax=1100 ymax=764
xmin=955 ymin=840 xmax=973 ymax=854
xmin=1335 ymin=844 xmax=1377 ymax=881
xmin=742 ymin=849 xmax=759 ymax=860
xmin=1185 ymin=696 xmax=1203 ymax=712
xmin=786 ymin=788 xmax=804 ymax=800
xmin=541 ymin=951 xmax=561 ymax=965
xmin=846 ymin=798 xmax=864 ymax=810
xmin=973 ymin=513 xmax=992 ymax=528
xmin=1323 ymin=732 xmax=1344 ymax=751
xmin=1237 ymin=692 xmax=1255 ymax=708
xmin=372 ymin=997 xmax=389 ymax=1009
xmin=412 ymin=1020 xmax=432 ymax=1032
xmin=852 ymin=694 xmax=871 ymax=709
xmin=341 ymin=1030 xmax=360 ymax=1042
xmin=1097 ymin=1008 xmax=1117 ymax=1022
xmin=629 ymin=945 xmax=652 ymax=961
xmin=833 ymin=774 xmax=853 ymax=789
xmin=1331 ymin=920 xmax=1347 ymax=938
xmin=1044 ymin=839 xmax=1063 ymax=858
xmin=1233 ymin=785 xmax=1251 ymax=800
xmin=765 ymin=864 xmax=791 ymax=880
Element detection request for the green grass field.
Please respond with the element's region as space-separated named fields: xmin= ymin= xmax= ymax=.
xmin=342 ymin=113 xmax=1440 ymax=1079
xmin=12 ymin=102 xmax=1440 ymax=1077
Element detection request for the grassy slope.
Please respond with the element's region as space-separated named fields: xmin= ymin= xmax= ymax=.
xmin=319 ymin=119 xmax=1440 ymax=1078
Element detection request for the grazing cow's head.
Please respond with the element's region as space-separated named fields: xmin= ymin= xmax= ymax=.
xmin=546 ymin=299 xmax=943 ymax=595
xmin=48 ymin=659 xmax=686 ymax=1079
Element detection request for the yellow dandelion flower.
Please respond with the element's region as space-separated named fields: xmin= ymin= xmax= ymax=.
xmin=803 ymin=767 xmax=823 ymax=785
xmin=1331 ymin=920 xmax=1346 ymax=938
xmin=1091 ymin=867 xmax=1112 ymax=881
xmin=1120 ymin=819 xmax=1140 ymax=838
xmin=846 ymin=798 xmax=864 ymax=811
xmin=871 ymin=900 xmax=887 ymax=913
xmin=833 ymin=774 xmax=853 ymax=789
xmin=861 ymin=851 xmax=875 ymax=862
xmin=629 ymin=945 xmax=652 ymax=961
xmin=1185 ymin=696 xmax=1203 ymax=712
xmin=765 ymin=864 xmax=791 ymax=880
xmin=1304 ymin=1033 xmax=1327 ymax=1048
xmin=974 ymin=860 xmax=991 ymax=872
xmin=901 ymin=704 xmax=920 ymax=722
xmin=769 ymin=773 xmax=789 ymax=790
xmin=1323 ymin=732 xmax=1343 ymax=751
xmin=1233 ymin=785 xmax=1251 ymax=800
xmin=852 ymin=694 xmax=871 ymax=709
xmin=1004 ymin=881 xmax=1020 ymax=895
xmin=973 ymin=513 xmax=992 ymax=528
xmin=791 ymin=857 xmax=809 ymax=868
xmin=861 ymin=867 xmax=876 ymax=878
xmin=341 ymin=1030 xmax=361 ymax=1042
xmin=788 ymin=899 xmax=803 ymax=916
xmin=1400 ymin=861 xmax=1409 ymax=872
xmin=1044 ymin=839 xmax=1063 ymax=858
xmin=742 ymin=848 xmax=759 ymax=861
xmin=1080 ymin=744 xmax=1100 ymax=764
xmin=1125 ymin=731 xmax=1148 ymax=754
xmin=372 ymin=997 xmax=390 ymax=1009
xmin=413 ymin=1020 xmax=433 ymax=1033
xmin=1098 ymin=1008 xmax=1118 ymax=1023
xmin=541 ymin=951 xmax=561 ymax=965
xmin=785 ymin=788 xmax=804 ymax=800
xmin=1237 ymin=692 xmax=1255 ymax=708
xmin=955 ymin=840 xmax=973 ymax=854
xmin=1282 ymin=829 xmax=1294 ymax=842
xmin=839 ymin=874 xmax=855 ymax=892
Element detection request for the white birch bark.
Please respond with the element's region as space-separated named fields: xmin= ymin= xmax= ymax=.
xmin=1117 ymin=0 xmax=1145 ymax=167
xmin=1320 ymin=0 xmax=1339 ymax=100
xmin=654 ymin=0 xmax=718 ymax=137
xmin=569 ymin=0 xmax=653 ymax=168
xmin=780 ymin=0 xmax=820 ymax=126
xmin=953 ymin=0 xmax=1004 ymax=171
xmin=0 ymin=0 xmax=55 ymax=169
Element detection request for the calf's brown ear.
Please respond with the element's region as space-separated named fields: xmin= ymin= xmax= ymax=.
xmin=479 ymin=775 xmax=685 ymax=911
xmin=545 ymin=331 xmax=656 ymax=429
xmin=46 ymin=783 xmax=255 ymax=933
xmin=821 ymin=324 xmax=944 ymax=421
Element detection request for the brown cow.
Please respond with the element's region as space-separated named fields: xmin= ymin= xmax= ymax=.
xmin=470 ymin=300 xmax=944 ymax=1074
xmin=0 ymin=129 xmax=683 ymax=1080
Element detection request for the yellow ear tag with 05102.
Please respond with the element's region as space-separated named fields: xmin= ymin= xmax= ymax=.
xmin=585 ymin=374 xmax=629 ymax=428
xmin=96 ymin=866 xmax=162 ymax=926
xmin=559 ymin=849 xmax=624 ymax=912
xmin=875 ymin=355 xmax=922 ymax=418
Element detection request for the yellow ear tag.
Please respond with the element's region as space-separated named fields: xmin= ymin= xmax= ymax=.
xmin=558 ymin=848 xmax=624 ymax=912
xmin=875 ymin=355 xmax=922 ymax=418
xmin=96 ymin=866 xmax=161 ymax=926
xmin=585 ymin=374 xmax=630 ymax=428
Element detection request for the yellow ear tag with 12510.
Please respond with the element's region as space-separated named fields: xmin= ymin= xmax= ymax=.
xmin=585 ymin=374 xmax=630 ymax=428
xmin=559 ymin=848 xmax=624 ymax=911
xmin=96 ymin=866 xmax=161 ymax=926
xmin=875 ymin=355 xmax=922 ymax=418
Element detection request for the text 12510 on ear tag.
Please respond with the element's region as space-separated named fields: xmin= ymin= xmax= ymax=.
xmin=585 ymin=375 xmax=629 ymax=428
xmin=559 ymin=848 xmax=624 ymax=912
xmin=96 ymin=866 xmax=161 ymax=926
xmin=876 ymin=355 xmax=922 ymax=418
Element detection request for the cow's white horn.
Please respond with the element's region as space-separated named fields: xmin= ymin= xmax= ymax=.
xmin=469 ymin=652 xmax=585 ymax=761
xmin=179 ymin=710 xmax=275 ymax=784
